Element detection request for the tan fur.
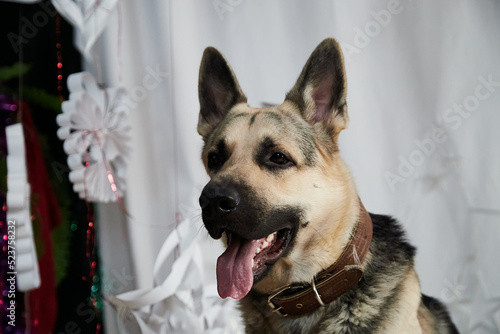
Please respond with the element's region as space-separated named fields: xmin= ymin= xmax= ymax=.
xmin=376 ymin=268 xmax=423 ymax=334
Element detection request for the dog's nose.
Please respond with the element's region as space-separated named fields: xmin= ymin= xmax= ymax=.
xmin=199 ymin=183 xmax=240 ymax=216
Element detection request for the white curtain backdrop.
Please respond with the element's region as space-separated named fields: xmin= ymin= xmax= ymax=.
xmin=76 ymin=1 xmax=500 ymax=333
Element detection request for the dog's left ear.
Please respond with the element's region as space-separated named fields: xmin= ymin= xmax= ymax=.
xmin=198 ymin=47 xmax=247 ymax=140
xmin=286 ymin=38 xmax=348 ymax=138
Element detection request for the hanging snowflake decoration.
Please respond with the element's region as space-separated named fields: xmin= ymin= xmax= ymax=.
xmin=56 ymin=72 xmax=130 ymax=203
xmin=51 ymin=0 xmax=120 ymax=63
xmin=6 ymin=123 xmax=41 ymax=291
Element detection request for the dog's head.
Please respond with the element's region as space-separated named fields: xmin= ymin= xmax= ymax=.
xmin=197 ymin=38 xmax=359 ymax=300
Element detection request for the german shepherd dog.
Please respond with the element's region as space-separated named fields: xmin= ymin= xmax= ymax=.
xmin=197 ymin=38 xmax=459 ymax=333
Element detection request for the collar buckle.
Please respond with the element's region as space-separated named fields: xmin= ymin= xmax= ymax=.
xmin=267 ymin=284 xmax=306 ymax=317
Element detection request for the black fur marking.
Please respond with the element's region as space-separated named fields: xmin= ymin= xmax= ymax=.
xmin=254 ymin=137 xmax=296 ymax=172
xmin=249 ymin=114 xmax=257 ymax=126
xmin=225 ymin=112 xmax=249 ymax=126
xmin=368 ymin=213 xmax=417 ymax=262
xmin=422 ymin=295 xmax=460 ymax=334
xmin=207 ymin=139 xmax=229 ymax=172
xmin=249 ymin=111 xmax=284 ymax=128
xmin=262 ymin=111 xmax=283 ymax=123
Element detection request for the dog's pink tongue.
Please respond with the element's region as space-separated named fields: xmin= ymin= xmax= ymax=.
xmin=216 ymin=235 xmax=260 ymax=299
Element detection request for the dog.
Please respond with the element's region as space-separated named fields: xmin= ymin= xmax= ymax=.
xmin=197 ymin=38 xmax=459 ymax=334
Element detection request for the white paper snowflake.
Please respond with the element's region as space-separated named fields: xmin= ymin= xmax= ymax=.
xmin=56 ymin=71 xmax=130 ymax=203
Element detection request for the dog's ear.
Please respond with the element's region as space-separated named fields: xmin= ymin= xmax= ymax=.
xmin=198 ymin=47 xmax=247 ymax=140
xmin=285 ymin=38 xmax=348 ymax=138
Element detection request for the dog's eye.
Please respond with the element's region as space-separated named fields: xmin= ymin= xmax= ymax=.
xmin=269 ymin=152 xmax=290 ymax=165
xmin=208 ymin=152 xmax=222 ymax=170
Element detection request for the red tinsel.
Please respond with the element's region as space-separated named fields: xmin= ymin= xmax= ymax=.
xmin=21 ymin=102 xmax=61 ymax=333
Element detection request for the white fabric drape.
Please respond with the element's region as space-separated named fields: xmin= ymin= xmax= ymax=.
xmin=80 ymin=1 xmax=500 ymax=333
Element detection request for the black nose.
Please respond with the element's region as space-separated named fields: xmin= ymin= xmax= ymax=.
xmin=199 ymin=183 xmax=240 ymax=217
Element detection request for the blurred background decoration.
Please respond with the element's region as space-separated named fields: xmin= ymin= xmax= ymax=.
xmin=1 ymin=1 xmax=499 ymax=333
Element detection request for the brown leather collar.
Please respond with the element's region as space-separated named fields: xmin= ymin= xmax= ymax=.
xmin=266 ymin=201 xmax=373 ymax=317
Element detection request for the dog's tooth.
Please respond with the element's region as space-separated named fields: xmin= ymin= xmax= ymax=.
xmin=251 ymin=259 xmax=254 ymax=267
xmin=256 ymin=247 xmax=261 ymax=253
xmin=266 ymin=234 xmax=274 ymax=242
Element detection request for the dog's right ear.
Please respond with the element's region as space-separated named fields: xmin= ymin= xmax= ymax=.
xmin=198 ymin=47 xmax=247 ymax=140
